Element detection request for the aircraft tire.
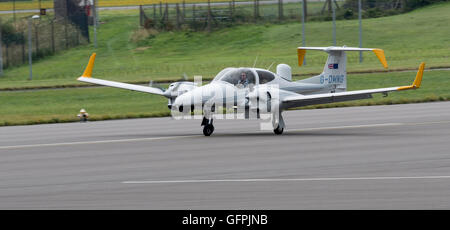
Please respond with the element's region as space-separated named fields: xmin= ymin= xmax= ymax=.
xmin=203 ymin=124 xmax=214 ymax=136
xmin=273 ymin=126 xmax=284 ymax=135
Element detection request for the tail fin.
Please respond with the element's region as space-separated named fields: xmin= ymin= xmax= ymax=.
xmin=297 ymin=46 xmax=388 ymax=93
xmin=298 ymin=50 xmax=347 ymax=92
xmin=321 ymin=50 xmax=347 ymax=92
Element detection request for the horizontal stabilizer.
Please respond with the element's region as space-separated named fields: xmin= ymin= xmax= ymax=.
xmin=297 ymin=46 xmax=388 ymax=69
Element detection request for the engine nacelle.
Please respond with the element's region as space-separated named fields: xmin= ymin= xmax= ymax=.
xmin=168 ymin=81 xmax=198 ymax=97
xmin=276 ymin=64 xmax=292 ymax=81
xmin=247 ymin=86 xmax=277 ymax=114
xmin=165 ymin=81 xmax=198 ymax=109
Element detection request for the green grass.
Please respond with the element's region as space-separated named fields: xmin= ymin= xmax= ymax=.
xmin=0 ymin=2 xmax=449 ymax=90
xmin=1 ymin=70 xmax=448 ymax=126
xmin=0 ymin=86 xmax=170 ymax=126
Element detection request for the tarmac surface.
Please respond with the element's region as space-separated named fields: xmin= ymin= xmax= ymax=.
xmin=1 ymin=101 xmax=450 ymax=209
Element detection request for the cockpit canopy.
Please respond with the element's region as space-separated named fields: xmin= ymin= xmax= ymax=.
xmin=213 ymin=68 xmax=275 ymax=86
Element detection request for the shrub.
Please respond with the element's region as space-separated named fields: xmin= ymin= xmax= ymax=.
xmin=1 ymin=23 xmax=25 ymax=45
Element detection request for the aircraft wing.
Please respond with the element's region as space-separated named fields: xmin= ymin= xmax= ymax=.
xmin=77 ymin=53 xmax=165 ymax=95
xmin=282 ymin=62 xmax=425 ymax=109
xmin=78 ymin=77 xmax=164 ymax=95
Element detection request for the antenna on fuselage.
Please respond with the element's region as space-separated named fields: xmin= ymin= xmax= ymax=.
xmin=266 ymin=62 xmax=275 ymax=71
xmin=252 ymin=55 xmax=259 ymax=68
xmin=182 ymin=73 xmax=188 ymax=81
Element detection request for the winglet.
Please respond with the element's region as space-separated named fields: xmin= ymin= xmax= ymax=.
xmin=412 ymin=62 xmax=425 ymax=88
xmin=398 ymin=62 xmax=425 ymax=91
xmin=297 ymin=49 xmax=306 ymax=67
xmin=372 ymin=49 xmax=388 ymax=69
xmin=81 ymin=53 xmax=96 ymax=78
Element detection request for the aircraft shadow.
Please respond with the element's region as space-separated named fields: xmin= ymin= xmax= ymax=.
xmin=101 ymin=130 xmax=397 ymax=139
xmin=212 ymin=131 xmax=393 ymax=137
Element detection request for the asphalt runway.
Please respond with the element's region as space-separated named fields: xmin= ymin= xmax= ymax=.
xmin=1 ymin=101 xmax=450 ymax=209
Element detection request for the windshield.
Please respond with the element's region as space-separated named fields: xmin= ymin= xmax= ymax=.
xmin=256 ymin=70 xmax=275 ymax=84
xmin=217 ymin=68 xmax=256 ymax=88
xmin=212 ymin=68 xmax=236 ymax=81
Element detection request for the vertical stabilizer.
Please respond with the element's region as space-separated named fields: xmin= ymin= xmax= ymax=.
xmin=321 ymin=50 xmax=347 ymax=92
xmin=299 ymin=50 xmax=347 ymax=93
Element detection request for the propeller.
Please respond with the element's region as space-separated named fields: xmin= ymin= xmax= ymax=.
xmin=182 ymin=73 xmax=189 ymax=81
xmin=149 ymin=80 xmax=166 ymax=91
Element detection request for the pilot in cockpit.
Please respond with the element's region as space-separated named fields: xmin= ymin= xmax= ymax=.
xmin=237 ymin=72 xmax=249 ymax=88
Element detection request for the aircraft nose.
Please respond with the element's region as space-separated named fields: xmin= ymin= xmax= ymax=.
xmin=172 ymin=84 xmax=217 ymax=112
xmin=172 ymin=92 xmax=191 ymax=112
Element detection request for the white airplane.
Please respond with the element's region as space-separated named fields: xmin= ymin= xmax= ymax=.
xmin=78 ymin=46 xmax=425 ymax=136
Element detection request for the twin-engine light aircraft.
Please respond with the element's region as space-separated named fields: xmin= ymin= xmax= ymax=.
xmin=78 ymin=46 xmax=425 ymax=136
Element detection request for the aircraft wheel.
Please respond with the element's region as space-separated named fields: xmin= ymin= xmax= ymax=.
xmin=273 ymin=126 xmax=284 ymax=135
xmin=203 ymin=124 xmax=214 ymax=136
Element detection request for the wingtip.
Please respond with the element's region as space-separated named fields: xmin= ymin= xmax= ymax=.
xmin=297 ymin=49 xmax=306 ymax=67
xmin=397 ymin=62 xmax=425 ymax=91
xmin=413 ymin=62 xmax=425 ymax=89
xmin=372 ymin=49 xmax=388 ymax=69
xmin=81 ymin=53 xmax=97 ymax=78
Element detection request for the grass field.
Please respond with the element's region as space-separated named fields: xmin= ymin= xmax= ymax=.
xmin=0 ymin=2 xmax=448 ymax=90
xmin=1 ymin=70 xmax=448 ymax=126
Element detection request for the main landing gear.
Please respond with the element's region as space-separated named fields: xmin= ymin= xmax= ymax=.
xmin=200 ymin=112 xmax=285 ymax=136
xmin=201 ymin=117 xmax=214 ymax=136
xmin=272 ymin=111 xmax=285 ymax=135
xmin=273 ymin=125 xmax=284 ymax=135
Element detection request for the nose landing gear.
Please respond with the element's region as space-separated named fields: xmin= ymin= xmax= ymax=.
xmin=201 ymin=117 xmax=214 ymax=136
